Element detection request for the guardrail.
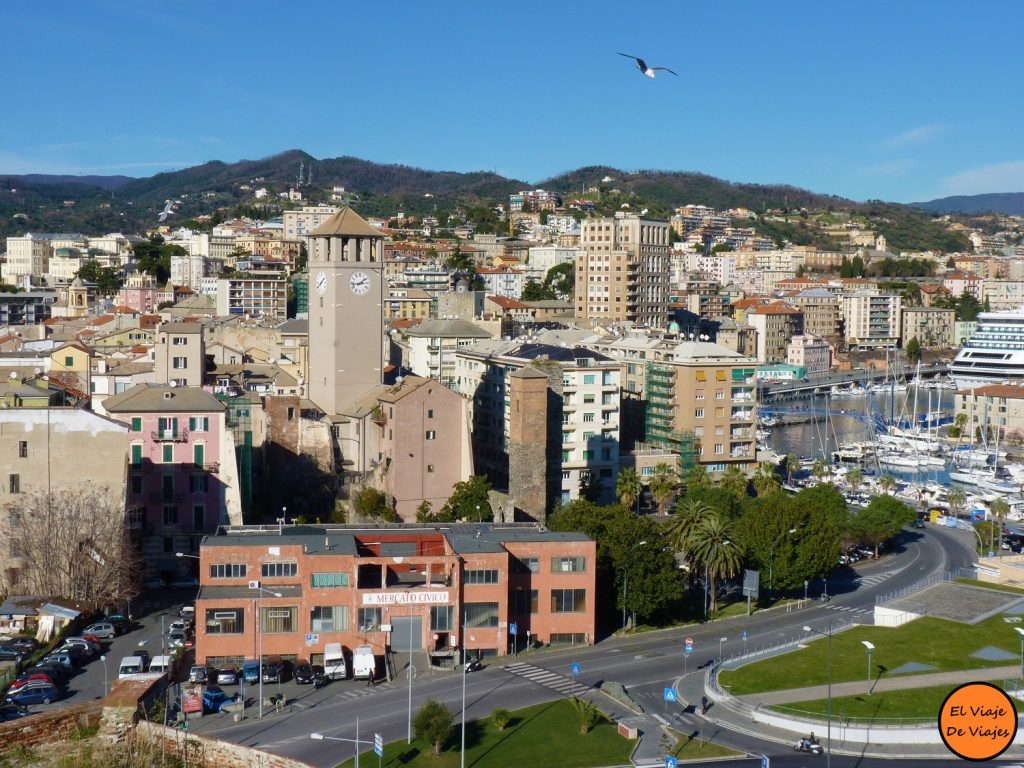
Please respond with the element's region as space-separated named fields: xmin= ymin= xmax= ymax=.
xmin=874 ymin=568 xmax=972 ymax=605
xmin=770 ymin=703 xmax=934 ymax=728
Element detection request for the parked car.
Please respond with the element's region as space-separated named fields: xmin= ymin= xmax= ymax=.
xmin=0 ymin=703 xmax=30 ymax=722
xmin=169 ymin=621 xmax=188 ymax=634
xmin=28 ymin=664 xmax=73 ymax=684
xmin=169 ymin=577 xmax=199 ymax=589
xmin=143 ymin=576 xmax=166 ymax=591
xmin=293 ymin=661 xmax=322 ymax=685
xmin=261 ymin=659 xmax=291 ymax=684
xmin=5 ymin=683 xmax=59 ymax=706
xmin=912 ymin=517 xmax=926 ymax=529
xmin=179 ymin=606 xmax=195 ymax=626
xmin=189 ymin=665 xmax=212 ymax=684
xmin=8 ymin=637 xmax=39 ymax=652
xmin=55 ymin=644 xmax=89 ymax=663
xmin=0 ymin=645 xmax=29 ymax=662
xmin=215 ymin=666 xmax=239 ymax=685
xmin=41 ymin=652 xmax=77 ymax=669
xmin=82 ymin=622 xmax=117 ymax=640
xmin=105 ymin=615 xmax=132 ymax=634
xmin=167 ymin=629 xmax=187 ymax=649
xmin=240 ymin=660 xmax=260 ymax=685
xmin=9 ymin=672 xmax=60 ymax=691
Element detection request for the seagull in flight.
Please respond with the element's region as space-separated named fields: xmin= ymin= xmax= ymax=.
xmin=618 ymin=52 xmax=677 ymax=78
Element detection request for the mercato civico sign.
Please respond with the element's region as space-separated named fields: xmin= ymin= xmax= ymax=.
xmin=361 ymin=591 xmax=450 ymax=606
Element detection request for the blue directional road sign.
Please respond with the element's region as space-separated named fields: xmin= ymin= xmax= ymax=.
xmin=571 ymin=662 xmax=581 ymax=676
xmin=663 ymin=688 xmax=678 ymax=703
xmin=665 ymin=757 xmax=678 ymax=768
xmin=374 ymin=733 xmax=383 ymax=758
xmin=510 ymin=622 xmax=518 ymax=636
xmin=684 ymin=644 xmax=693 ymax=655
xmin=742 ymin=630 xmax=748 ymax=641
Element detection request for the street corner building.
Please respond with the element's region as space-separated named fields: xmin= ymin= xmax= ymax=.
xmin=194 ymin=522 xmax=596 ymax=669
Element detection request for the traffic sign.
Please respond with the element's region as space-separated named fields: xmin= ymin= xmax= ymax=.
xmin=510 ymin=622 xmax=518 ymax=636
xmin=665 ymin=757 xmax=678 ymax=768
xmin=685 ymin=636 xmax=694 ymax=648
xmin=742 ymin=630 xmax=748 ymax=641
xmin=374 ymin=733 xmax=383 ymax=757
xmin=571 ymin=662 xmax=581 ymax=676
xmin=663 ymin=688 xmax=678 ymax=703
xmin=305 ymin=632 xmax=319 ymax=646
xmin=684 ymin=644 xmax=693 ymax=655
xmin=760 ymin=754 xmax=770 ymax=768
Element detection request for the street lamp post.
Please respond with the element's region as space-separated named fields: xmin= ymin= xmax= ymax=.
xmin=460 ymin=613 xmax=469 ymax=768
xmin=719 ymin=636 xmax=727 ymax=664
xmin=1015 ymin=628 xmax=1024 ymax=680
xmin=99 ymin=654 xmax=108 ymax=696
xmin=804 ymin=622 xmax=833 ymax=768
xmin=861 ymin=641 xmax=875 ymax=694
xmin=621 ymin=540 xmax=648 ymax=632
xmin=768 ymin=528 xmax=797 ymax=596
xmin=250 ymin=583 xmax=283 ymax=719
xmin=310 ymin=722 xmax=373 ymax=768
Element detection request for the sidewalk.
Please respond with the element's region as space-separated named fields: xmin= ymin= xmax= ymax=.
xmin=738 ymin=664 xmax=1019 ymax=706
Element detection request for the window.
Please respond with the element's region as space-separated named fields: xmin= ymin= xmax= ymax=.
xmin=696 ymin=370 xmax=706 ymax=382
xmin=172 ymin=336 xmax=188 ymax=346
xmin=193 ymin=444 xmax=205 ymax=467
xmin=715 ymin=444 xmax=724 ymax=455
xmin=210 ymin=563 xmax=247 ymax=579
xmin=602 ymin=371 xmax=613 ymax=386
xmin=464 ymin=569 xmax=499 ymax=584
xmin=311 ymin=606 xmax=349 ymax=632
xmin=427 ymin=464 xmax=435 ymax=473
xmin=464 ymin=602 xmax=499 ymax=628
xmin=695 ymin=408 xmax=705 ymax=419
xmin=261 ymin=561 xmax=298 ymax=578
xmin=162 ymin=445 xmax=173 ymax=463
xmin=163 ymin=506 xmax=178 ymax=525
xmin=130 ymin=417 xmax=142 ymax=432
xmin=427 ymin=409 xmax=434 ymax=419
xmin=552 ymin=556 xmax=586 ymax=573
xmin=358 ymin=607 xmax=382 ymax=632
xmin=511 ymin=589 xmax=539 ymax=614
xmin=172 ymin=357 xmax=188 ymax=369
xmin=425 ymin=430 xmax=436 ymax=440
xmin=193 ymin=505 xmax=205 ymax=530
xmin=17 ymin=441 xmax=27 ymax=458
xmin=158 ymin=417 xmax=178 ymax=437
xmin=131 ymin=444 xmax=143 ymax=468
xmin=260 ymin=606 xmax=297 ymax=633
xmin=311 ymin=572 xmax=349 ymax=588
xmin=583 ymin=413 xmax=595 ymax=422
xmin=517 ymin=557 xmax=540 ymax=573
xmin=551 ymin=588 xmax=587 ymax=613
xmin=64 ymin=356 xmax=73 ymax=367
xmin=583 ymin=374 xmax=596 ymax=385
xmin=189 ymin=417 xmax=209 ymax=432
xmin=206 ymin=609 xmax=244 ymax=634
xmin=715 ymin=390 xmax=725 ymax=400
xmin=430 ymin=605 xmax=454 ymax=632
xmin=163 ymin=536 xmax=174 ymax=553
xmin=191 ymin=474 xmax=209 ymax=493
xmin=131 ymin=474 xmax=143 ymax=495
xmin=583 ymin=449 xmax=594 ymax=460
xmin=583 ymin=394 xmax=595 ymax=404
xmin=8 ymin=474 xmax=19 ymax=494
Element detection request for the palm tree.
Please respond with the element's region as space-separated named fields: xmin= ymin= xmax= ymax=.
xmin=615 ymin=468 xmax=641 ymax=512
xmin=990 ymin=498 xmax=1010 ymax=551
xmin=811 ymin=459 xmax=828 ymax=484
xmin=878 ymin=474 xmax=898 ymax=496
xmin=952 ymin=412 xmax=968 ymax=443
xmin=688 ymin=511 xmax=744 ymax=614
xmin=666 ymin=498 xmax=708 ymax=574
xmin=947 ymin=486 xmax=967 ymax=519
xmin=752 ymin=464 xmax=781 ymax=496
xmin=846 ymin=467 xmax=863 ymax=493
xmin=785 ymin=453 xmax=800 ymax=485
xmin=649 ymin=463 xmax=678 ymax=516
xmin=720 ymin=465 xmax=748 ymax=498
xmin=684 ymin=463 xmax=712 ymax=492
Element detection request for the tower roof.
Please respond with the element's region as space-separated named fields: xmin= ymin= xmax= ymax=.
xmin=310 ymin=207 xmax=384 ymax=238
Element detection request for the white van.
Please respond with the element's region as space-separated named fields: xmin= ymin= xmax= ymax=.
xmin=323 ymin=642 xmax=348 ymax=680
xmin=118 ymin=655 xmax=146 ymax=678
xmin=352 ymin=645 xmax=376 ymax=680
xmin=148 ymin=655 xmax=174 ymax=675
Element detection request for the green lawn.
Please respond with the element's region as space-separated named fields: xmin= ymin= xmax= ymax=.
xmin=719 ymin=614 xmax=1022 ymax=695
xmin=774 ymin=684 xmax=957 ymax=722
xmin=955 ymin=578 xmax=1024 ymax=595
xmin=333 ymin=699 xmax=636 ymax=768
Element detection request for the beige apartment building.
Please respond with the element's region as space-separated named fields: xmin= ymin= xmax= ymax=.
xmin=2 ymin=234 xmax=53 ymax=284
xmin=747 ymin=302 xmax=803 ymax=364
xmin=901 ymin=307 xmax=955 ymax=349
xmin=841 ymin=292 xmax=902 ymax=349
xmin=575 ymin=213 xmax=670 ymax=327
xmin=155 ymin=322 xmax=206 ymax=388
xmin=646 ymin=341 xmax=758 ymax=473
xmin=283 ymin=206 xmax=341 ymax=241
xmin=955 ymin=384 xmax=1024 ymax=444
xmin=788 ymin=288 xmax=843 ymax=349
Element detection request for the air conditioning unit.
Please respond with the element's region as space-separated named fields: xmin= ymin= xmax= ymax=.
xmin=248 ymin=580 xmax=260 ymax=590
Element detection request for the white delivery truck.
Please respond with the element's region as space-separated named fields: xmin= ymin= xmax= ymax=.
xmin=148 ymin=655 xmax=174 ymax=676
xmin=323 ymin=642 xmax=348 ymax=680
xmin=351 ymin=645 xmax=376 ymax=681
xmin=118 ymin=655 xmax=147 ymax=678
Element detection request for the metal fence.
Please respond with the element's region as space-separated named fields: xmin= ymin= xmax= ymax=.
xmin=874 ymin=568 xmax=974 ymax=605
xmin=769 ymin=703 xmax=934 ymax=728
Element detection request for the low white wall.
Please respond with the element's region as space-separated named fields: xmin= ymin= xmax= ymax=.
xmin=873 ymin=605 xmax=920 ymax=627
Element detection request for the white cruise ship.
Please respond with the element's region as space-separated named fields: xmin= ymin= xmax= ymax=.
xmin=951 ymin=307 xmax=1024 ymax=390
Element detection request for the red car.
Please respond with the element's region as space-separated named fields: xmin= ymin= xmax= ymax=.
xmin=9 ymin=672 xmax=58 ymax=691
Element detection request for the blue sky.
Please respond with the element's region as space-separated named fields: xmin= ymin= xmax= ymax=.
xmin=4 ymin=1 xmax=1023 ymax=203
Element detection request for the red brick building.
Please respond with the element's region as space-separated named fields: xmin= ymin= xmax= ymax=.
xmin=194 ymin=523 xmax=596 ymax=670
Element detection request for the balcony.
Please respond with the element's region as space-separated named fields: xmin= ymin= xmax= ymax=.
xmin=731 ymin=411 xmax=754 ymax=422
xmin=152 ymin=429 xmax=189 ymax=442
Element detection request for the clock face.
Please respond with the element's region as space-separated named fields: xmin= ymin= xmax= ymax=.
xmin=349 ymin=271 xmax=371 ymax=296
xmin=316 ymin=271 xmax=327 ymax=295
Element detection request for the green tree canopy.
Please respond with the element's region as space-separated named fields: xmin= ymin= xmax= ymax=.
xmin=847 ymin=495 xmax=916 ymax=557
xmin=905 ymin=336 xmax=922 ymax=364
xmin=414 ymin=699 xmax=454 ymax=756
xmin=438 ymin=475 xmax=492 ymax=522
xmin=522 ymin=280 xmax=556 ymax=301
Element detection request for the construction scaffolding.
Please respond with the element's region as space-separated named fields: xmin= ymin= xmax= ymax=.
xmin=216 ymin=392 xmax=255 ymax=515
xmin=643 ymin=362 xmax=698 ymax=471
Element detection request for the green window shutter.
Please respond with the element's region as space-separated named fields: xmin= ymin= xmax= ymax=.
xmin=193 ymin=444 xmax=204 ymax=467
xmin=189 ymin=417 xmax=196 ymax=431
xmin=131 ymin=444 xmax=142 ymax=466
xmin=131 ymin=417 xmax=141 ymax=432
xmin=163 ymin=444 xmax=173 ymax=463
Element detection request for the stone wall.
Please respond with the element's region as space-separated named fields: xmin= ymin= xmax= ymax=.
xmin=0 ymin=702 xmax=102 ymax=753
xmin=138 ymin=721 xmax=315 ymax=768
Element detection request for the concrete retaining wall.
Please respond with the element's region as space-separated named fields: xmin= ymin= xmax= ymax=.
xmin=137 ymin=721 xmax=315 ymax=768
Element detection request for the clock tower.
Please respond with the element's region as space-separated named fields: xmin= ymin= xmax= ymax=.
xmin=307 ymin=207 xmax=386 ymax=415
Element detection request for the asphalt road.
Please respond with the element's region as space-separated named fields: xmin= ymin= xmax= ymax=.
xmin=181 ymin=522 xmax=980 ymax=767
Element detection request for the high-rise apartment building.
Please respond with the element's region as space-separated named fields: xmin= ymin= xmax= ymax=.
xmin=575 ymin=213 xmax=670 ymax=327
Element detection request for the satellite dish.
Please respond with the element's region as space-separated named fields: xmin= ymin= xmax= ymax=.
xmin=9 ymin=371 xmax=17 ymax=379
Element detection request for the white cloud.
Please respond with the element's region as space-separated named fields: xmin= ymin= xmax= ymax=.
xmin=859 ymin=159 xmax=917 ymax=177
xmin=881 ymin=123 xmax=947 ymax=149
xmin=0 ymin=153 xmax=199 ymax=175
xmin=941 ymin=161 xmax=1024 ymax=196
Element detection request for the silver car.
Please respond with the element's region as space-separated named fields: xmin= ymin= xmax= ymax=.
xmin=83 ymin=622 xmax=116 ymax=640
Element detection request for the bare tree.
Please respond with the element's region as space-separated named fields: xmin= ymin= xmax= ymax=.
xmin=0 ymin=485 xmax=140 ymax=612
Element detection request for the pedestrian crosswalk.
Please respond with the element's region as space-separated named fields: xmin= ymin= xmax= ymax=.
xmin=855 ymin=571 xmax=896 ymax=588
xmin=502 ymin=662 xmax=588 ymax=697
xmin=825 ymin=604 xmax=872 ymax=615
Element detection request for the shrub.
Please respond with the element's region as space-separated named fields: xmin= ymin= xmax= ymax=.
xmin=491 ymin=707 xmax=511 ymax=731
xmin=413 ymin=698 xmax=454 ymax=756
